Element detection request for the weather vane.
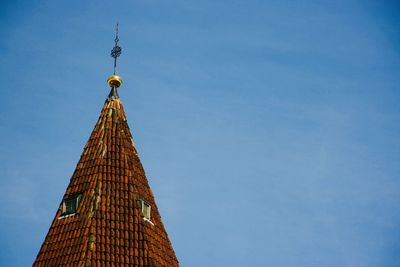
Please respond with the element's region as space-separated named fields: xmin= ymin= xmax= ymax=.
xmin=111 ymin=23 xmax=122 ymax=75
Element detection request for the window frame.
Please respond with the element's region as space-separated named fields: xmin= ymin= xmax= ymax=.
xmin=60 ymin=193 xmax=82 ymax=217
xmin=140 ymin=198 xmax=152 ymax=222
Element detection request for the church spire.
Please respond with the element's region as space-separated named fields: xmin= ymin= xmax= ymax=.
xmin=33 ymin=26 xmax=179 ymax=266
xmin=107 ymin=23 xmax=123 ymax=99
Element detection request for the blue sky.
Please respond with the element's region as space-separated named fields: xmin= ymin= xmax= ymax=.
xmin=0 ymin=0 xmax=399 ymax=266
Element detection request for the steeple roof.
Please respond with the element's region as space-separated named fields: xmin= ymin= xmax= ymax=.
xmin=33 ymin=90 xmax=179 ymax=266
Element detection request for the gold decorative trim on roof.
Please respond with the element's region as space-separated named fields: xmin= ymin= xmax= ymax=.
xmin=107 ymin=74 xmax=123 ymax=88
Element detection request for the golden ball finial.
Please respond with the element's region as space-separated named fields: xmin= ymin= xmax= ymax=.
xmin=107 ymin=75 xmax=123 ymax=88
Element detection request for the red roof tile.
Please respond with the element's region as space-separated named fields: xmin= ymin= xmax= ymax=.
xmin=34 ymin=95 xmax=179 ymax=266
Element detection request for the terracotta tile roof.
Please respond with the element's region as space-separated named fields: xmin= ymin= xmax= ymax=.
xmin=34 ymin=95 xmax=179 ymax=266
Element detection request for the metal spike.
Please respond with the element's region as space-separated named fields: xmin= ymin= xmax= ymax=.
xmin=111 ymin=23 xmax=122 ymax=74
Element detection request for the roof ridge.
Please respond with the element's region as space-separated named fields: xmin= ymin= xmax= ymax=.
xmin=80 ymin=176 xmax=102 ymax=265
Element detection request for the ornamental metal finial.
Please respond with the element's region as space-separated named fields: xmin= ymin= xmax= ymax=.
xmin=107 ymin=24 xmax=123 ymax=92
xmin=111 ymin=23 xmax=122 ymax=75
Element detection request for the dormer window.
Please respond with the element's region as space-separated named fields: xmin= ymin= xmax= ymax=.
xmin=140 ymin=198 xmax=151 ymax=221
xmin=60 ymin=194 xmax=82 ymax=217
